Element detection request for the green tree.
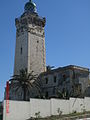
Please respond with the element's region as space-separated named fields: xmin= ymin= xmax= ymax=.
xmin=10 ymin=69 xmax=41 ymax=101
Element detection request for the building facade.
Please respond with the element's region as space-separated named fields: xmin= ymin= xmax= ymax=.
xmin=8 ymin=65 xmax=89 ymax=100
xmin=40 ymin=65 xmax=89 ymax=99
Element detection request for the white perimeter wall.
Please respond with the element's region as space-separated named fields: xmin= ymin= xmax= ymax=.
xmin=51 ymin=99 xmax=70 ymax=115
xmin=3 ymin=101 xmax=30 ymax=120
xmin=30 ymin=99 xmax=50 ymax=118
xmin=3 ymin=97 xmax=90 ymax=120
xmin=84 ymin=97 xmax=90 ymax=111
xmin=69 ymin=98 xmax=85 ymax=113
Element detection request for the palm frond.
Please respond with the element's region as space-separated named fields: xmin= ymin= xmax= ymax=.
xmin=10 ymin=68 xmax=42 ymax=100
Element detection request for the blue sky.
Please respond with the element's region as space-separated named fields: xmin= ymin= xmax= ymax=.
xmin=0 ymin=0 xmax=90 ymax=101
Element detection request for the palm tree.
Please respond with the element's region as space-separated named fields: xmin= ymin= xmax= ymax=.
xmin=10 ymin=69 xmax=42 ymax=101
xmin=46 ymin=65 xmax=54 ymax=71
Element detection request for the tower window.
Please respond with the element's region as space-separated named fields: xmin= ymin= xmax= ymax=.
xmin=20 ymin=47 xmax=22 ymax=54
xmin=37 ymin=40 xmax=39 ymax=43
xmin=45 ymin=78 xmax=48 ymax=84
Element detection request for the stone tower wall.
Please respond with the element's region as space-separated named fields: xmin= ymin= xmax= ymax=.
xmin=28 ymin=25 xmax=46 ymax=74
xmin=14 ymin=13 xmax=46 ymax=75
xmin=14 ymin=30 xmax=28 ymax=75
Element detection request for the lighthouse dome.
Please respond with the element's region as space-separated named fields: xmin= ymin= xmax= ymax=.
xmin=24 ymin=0 xmax=37 ymax=13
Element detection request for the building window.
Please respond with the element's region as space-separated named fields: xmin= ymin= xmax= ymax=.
xmin=20 ymin=47 xmax=22 ymax=54
xmin=54 ymin=76 xmax=57 ymax=83
xmin=45 ymin=78 xmax=48 ymax=84
xmin=53 ymin=87 xmax=55 ymax=94
xmin=63 ymin=74 xmax=66 ymax=81
xmin=45 ymin=91 xmax=48 ymax=98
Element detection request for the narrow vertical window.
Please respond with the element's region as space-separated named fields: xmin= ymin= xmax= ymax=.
xmin=37 ymin=40 xmax=39 ymax=43
xmin=63 ymin=74 xmax=66 ymax=81
xmin=21 ymin=47 xmax=22 ymax=54
xmin=45 ymin=91 xmax=48 ymax=98
xmin=45 ymin=78 xmax=48 ymax=84
xmin=54 ymin=76 xmax=57 ymax=83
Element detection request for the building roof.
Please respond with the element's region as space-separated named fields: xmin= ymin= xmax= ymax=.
xmin=40 ymin=65 xmax=89 ymax=76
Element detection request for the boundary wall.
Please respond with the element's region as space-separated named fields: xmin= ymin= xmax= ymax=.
xmin=3 ymin=97 xmax=90 ymax=120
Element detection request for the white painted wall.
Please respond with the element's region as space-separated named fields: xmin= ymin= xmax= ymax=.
xmin=3 ymin=97 xmax=90 ymax=120
xmin=85 ymin=97 xmax=90 ymax=111
xmin=3 ymin=100 xmax=30 ymax=120
xmin=51 ymin=98 xmax=70 ymax=115
xmin=69 ymin=98 xmax=85 ymax=113
xmin=30 ymin=99 xmax=50 ymax=118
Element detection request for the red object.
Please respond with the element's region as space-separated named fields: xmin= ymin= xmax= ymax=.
xmin=6 ymin=81 xmax=9 ymax=114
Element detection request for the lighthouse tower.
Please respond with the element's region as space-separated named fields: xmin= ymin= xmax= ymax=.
xmin=14 ymin=0 xmax=46 ymax=75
